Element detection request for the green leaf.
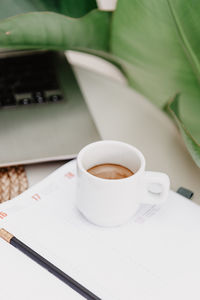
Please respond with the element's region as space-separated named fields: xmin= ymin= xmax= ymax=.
xmin=167 ymin=94 xmax=200 ymax=167
xmin=0 ymin=0 xmax=97 ymax=19
xmin=0 ymin=10 xmax=110 ymax=51
xmin=54 ymin=0 xmax=97 ymax=18
xmin=110 ymin=0 xmax=200 ymax=166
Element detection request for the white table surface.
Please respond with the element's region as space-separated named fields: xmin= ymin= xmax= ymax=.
xmin=26 ymin=51 xmax=200 ymax=204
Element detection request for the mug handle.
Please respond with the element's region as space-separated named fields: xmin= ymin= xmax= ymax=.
xmin=142 ymin=171 xmax=170 ymax=205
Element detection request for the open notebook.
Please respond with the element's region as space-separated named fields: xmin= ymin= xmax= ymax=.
xmin=1 ymin=160 xmax=200 ymax=300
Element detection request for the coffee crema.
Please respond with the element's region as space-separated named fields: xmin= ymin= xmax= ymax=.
xmin=87 ymin=163 xmax=134 ymax=180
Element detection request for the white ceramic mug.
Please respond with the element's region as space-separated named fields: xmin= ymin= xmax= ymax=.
xmin=76 ymin=140 xmax=170 ymax=227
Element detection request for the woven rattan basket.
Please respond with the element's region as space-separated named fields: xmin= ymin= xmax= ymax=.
xmin=0 ymin=166 xmax=28 ymax=203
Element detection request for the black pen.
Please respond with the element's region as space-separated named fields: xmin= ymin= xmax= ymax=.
xmin=0 ymin=228 xmax=101 ymax=300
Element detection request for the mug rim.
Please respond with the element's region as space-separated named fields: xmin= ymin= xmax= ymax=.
xmin=77 ymin=140 xmax=145 ymax=182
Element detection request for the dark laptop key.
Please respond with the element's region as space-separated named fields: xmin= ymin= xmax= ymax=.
xmin=32 ymin=91 xmax=46 ymax=104
xmin=2 ymin=95 xmax=16 ymax=107
xmin=15 ymin=84 xmax=39 ymax=93
xmin=49 ymin=94 xmax=63 ymax=102
xmin=18 ymin=98 xmax=32 ymax=105
xmin=5 ymin=76 xmax=15 ymax=86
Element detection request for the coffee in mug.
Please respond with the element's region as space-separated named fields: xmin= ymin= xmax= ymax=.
xmin=87 ymin=163 xmax=134 ymax=180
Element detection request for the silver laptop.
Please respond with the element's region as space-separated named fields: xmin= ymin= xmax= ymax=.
xmin=0 ymin=50 xmax=100 ymax=167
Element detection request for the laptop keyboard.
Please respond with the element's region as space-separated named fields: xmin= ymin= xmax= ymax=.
xmin=0 ymin=51 xmax=63 ymax=108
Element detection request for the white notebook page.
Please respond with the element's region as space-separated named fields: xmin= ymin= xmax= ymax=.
xmin=0 ymin=237 xmax=84 ymax=300
xmin=1 ymin=160 xmax=200 ymax=300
